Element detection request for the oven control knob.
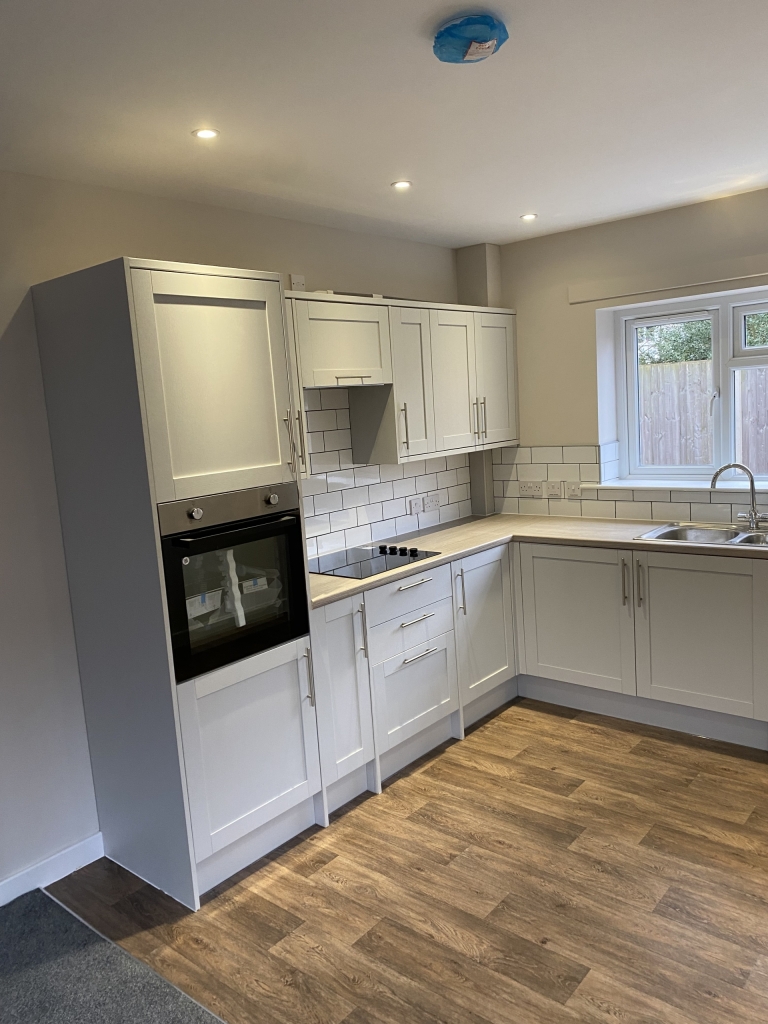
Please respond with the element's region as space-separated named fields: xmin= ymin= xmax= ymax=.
xmin=265 ymin=493 xmax=279 ymax=505
xmin=187 ymin=507 xmax=204 ymax=521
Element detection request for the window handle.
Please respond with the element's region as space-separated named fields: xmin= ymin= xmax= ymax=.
xmin=710 ymin=387 xmax=720 ymax=416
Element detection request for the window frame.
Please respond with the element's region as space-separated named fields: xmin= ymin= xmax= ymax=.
xmin=614 ymin=285 xmax=768 ymax=482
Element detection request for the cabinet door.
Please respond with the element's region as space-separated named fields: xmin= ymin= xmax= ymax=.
xmin=635 ymin=552 xmax=765 ymax=718
xmin=520 ymin=544 xmax=636 ymax=694
xmin=430 ymin=309 xmax=478 ymax=451
xmin=310 ymin=596 xmax=374 ymax=784
xmin=371 ymin=633 xmax=459 ymax=752
xmin=390 ymin=307 xmax=435 ymax=457
xmin=295 ymin=300 xmax=392 ymax=387
xmin=455 ymin=545 xmax=515 ymax=705
xmin=131 ymin=269 xmax=294 ymax=502
xmin=474 ymin=312 xmax=518 ymax=446
xmin=177 ymin=637 xmax=321 ymax=862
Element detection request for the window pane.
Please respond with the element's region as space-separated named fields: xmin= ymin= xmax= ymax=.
xmin=744 ymin=311 xmax=768 ymax=349
xmin=636 ymin=319 xmax=713 ymax=467
xmin=735 ymin=367 xmax=768 ymax=474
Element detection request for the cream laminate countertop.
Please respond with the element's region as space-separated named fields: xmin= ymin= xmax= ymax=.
xmin=308 ymin=514 xmax=768 ymax=608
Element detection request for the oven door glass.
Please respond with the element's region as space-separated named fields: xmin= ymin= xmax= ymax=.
xmin=162 ymin=512 xmax=308 ymax=682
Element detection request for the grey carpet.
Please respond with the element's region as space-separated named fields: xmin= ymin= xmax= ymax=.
xmin=0 ymin=889 xmax=222 ymax=1024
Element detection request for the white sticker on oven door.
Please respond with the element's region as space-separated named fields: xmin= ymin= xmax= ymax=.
xmin=241 ymin=576 xmax=268 ymax=594
xmin=186 ymin=589 xmax=223 ymax=619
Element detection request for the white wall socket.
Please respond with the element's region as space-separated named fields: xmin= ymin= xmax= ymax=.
xmin=519 ymin=482 xmax=544 ymax=497
xmin=566 ymin=481 xmax=581 ymax=499
xmin=422 ymin=493 xmax=440 ymax=512
xmin=409 ymin=496 xmax=424 ymax=515
xmin=289 ymin=274 xmax=306 ymax=291
xmin=545 ymin=481 xmax=562 ymax=498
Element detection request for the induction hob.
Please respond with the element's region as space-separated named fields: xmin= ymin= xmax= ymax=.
xmin=308 ymin=543 xmax=440 ymax=579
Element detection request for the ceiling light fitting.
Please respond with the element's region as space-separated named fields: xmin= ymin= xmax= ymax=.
xmin=391 ymin=180 xmax=412 ymax=190
xmin=192 ymin=128 xmax=219 ymax=139
xmin=520 ymin=213 xmax=538 ymax=221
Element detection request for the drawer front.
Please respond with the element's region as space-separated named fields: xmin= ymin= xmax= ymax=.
xmin=368 ymin=596 xmax=454 ymax=666
xmin=371 ymin=632 xmax=459 ymax=752
xmin=365 ymin=562 xmax=452 ymax=627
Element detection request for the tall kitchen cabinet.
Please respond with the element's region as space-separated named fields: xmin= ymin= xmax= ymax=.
xmin=286 ymin=291 xmax=518 ymax=467
xmin=33 ymin=258 xmax=305 ymax=911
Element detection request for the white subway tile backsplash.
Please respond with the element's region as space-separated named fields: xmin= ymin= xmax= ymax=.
xmin=458 ymin=499 xmax=473 ymax=518
xmin=302 ymin=496 xmax=314 ymax=517
xmin=310 ymin=451 xmax=340 ymax=474
xmin=312 ymin=490 xmax=343 ymax=515
xmin=418 ymin=510 xmax=440 ymax=529
xmin=354 ymin=465 xmax=380 ymax=486
xmin=600 ymin=488 xmax=632 ymax=501
xmin=492 ymin=448 xmax=502 ymax=464
xmin=345 ymin=524 xmax=372 ymax=547
xmin=518 ymin=463 xmax=548 ymax=482
xmin=601 ymin=459 xmax=620 ymax=480
xmin=304 ymin=514 xmax=330 ymax=538
xmin=548 ymin=463 xmax=580 ymax=482
xmin=425 ymin=456 xmax=447 ymax=475
xmin=379 ymin=463 xmax=404 ymax=482
xmin=437 ymin=469 xmax=458 ymax=489
xmin=532 ymin=446 xmax=562 ymax=464
xmin=690 ymin=503 xmax=732 ymax=523
xmin=330 ymin=508 xmax=357 ymax=531
xmin=416 ymin=473 xmax=437 ymax=493
xmin=302 ymin=475 xmax=328 ymax=497
xmin=306 ymin=409 xmax=337 ymax=432
xmin=323 ymin=429 xmax=352 ymax=451
xmin=326 ymin=468 xmax=356 ymax=491
xmin=440 ymin=503 xmax=462 ymax=523
xmin=580 ymin=488 xmax=598 ymax=501
xmin=615 ymin=501 xmax=652 ymax=520
xmin=334 ymin=408 xmax=350 ymax=430
xmin=581 ymin=499 xmax=616 ymax=518
xmin=320 ymin=388 xmax=349 ymax=409
xmin=671 ymin=490 xmax=710 ymax=503
xmin=392 ymin=476 xmax=416 ymax=499
xmin=382 ymin=497 xmax=407 ymax=520
xmin=601 ymin=441 xmax=620 ymax=462
xmin=456 ymin=466 xmax=471 ymax=485
xmin=446 ymin=453 xmax=469 ymax=470
xmin=502 ymin=446 xmax=529 ymax=464
xmin=495 ymin=497 xmax=520 ymax=514
xmin=402 ymin=459 xmax=426 ymax=479
xmin=548 ymin=499 xmax=582 ymax=517
xmin=519 ymin=497 xmax=549 ymax=515
xmin=564 ymin=446 xmax=597 ymax=463
xmin=303 ymin=389 xmax=322 ymax=411
xmin=338 ymin=449 xmax=358 ymax=470
xmin=356 ymin=502 xmax=383 ymax=525
xmin=579 ymin=464 xmax=600 ymax=483
xmin=651 ymin=502 xmax=689 ymax=521
xmin=395 ymin=514 xmax=419 ymax=535
xmin=634 ymin=489 xmax=671 ymax=502
xmin=306 ymin=538 xmax=318 ymax=558
xmin=371 ymin=519 xmax=397 ymax=542
xmin=448 ymin=484 xmax=470 ymax=504
xmin=368 ymin=481 xmax=394 ymax=503
xmin=341 ymin=485 xmax=370 ymax=508
xmin=307 ymin=431 xmax=324 ymax=454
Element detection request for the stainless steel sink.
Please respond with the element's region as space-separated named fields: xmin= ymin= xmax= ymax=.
xmin=732 ymin=532 xmax=768 ymax=545
xmin=639 ymin=524 xmax=743 ymax=544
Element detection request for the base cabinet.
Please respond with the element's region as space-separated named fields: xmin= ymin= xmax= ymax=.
xmin=519 ymin=543 xmax=637 ymax=694
xmin=371 ymin=632 xmax=459 ymax=752
xmin=310 ymin=595 xmax=375 ymax=784
xmin=177 ymin=637 xmax=321 ymax=862
xmin=455 ymin=545 xmax=515 ymax=705
xmin=635 ymin=552 xmax=768 ymax=719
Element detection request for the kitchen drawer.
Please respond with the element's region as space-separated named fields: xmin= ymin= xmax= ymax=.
xmin=371 ymin=632 xmax=459 ymax=753
xmin=367 ymin=596 xmax=454 ymax=666
xmin=364 ymin=562 xmax=452 ymax=627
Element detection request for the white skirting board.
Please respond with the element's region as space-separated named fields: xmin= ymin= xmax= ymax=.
xmin=1 ymin=832 xmax=104 ymax=907
xmin=518 ymin=674 xmax=768 ymax=750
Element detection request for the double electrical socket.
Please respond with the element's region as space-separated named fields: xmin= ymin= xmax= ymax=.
xmin=519 ymin=481 xmax=582 ymax=499
xmin=409 ymin=494 xmax=440 ymax=515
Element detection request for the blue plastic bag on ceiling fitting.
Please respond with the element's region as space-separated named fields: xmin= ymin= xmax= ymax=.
xmin=433 ymin=13 xmax=509 ymax=64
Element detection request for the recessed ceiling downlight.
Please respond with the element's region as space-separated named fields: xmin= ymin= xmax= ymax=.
xmin=192 ymin=128 xmax=219 ymax=139
xmin=520 ymin=213 xmax=538 ymax=221
xmin=391 ymin=180 xmax=412 ymax=190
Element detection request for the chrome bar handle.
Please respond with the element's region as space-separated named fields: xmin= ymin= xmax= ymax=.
xmin=636 ymin=559 xmax=643 ymax=608
xmin=482 ymin=397 xmax=488 ymax=438
xmin=401 ymin=402 xmax=410 ymax=451
xmin=358 ymin=602 xmax=369 ymax=658
xmin=283 ymin=409 xmax=297 ymax=476
xmin=621 ymin=558 xmax=629 ymax=606
xmin=304 ymin=649 xmax=316 ymax=707
xmin=400 ymin=612 xmax=435 ymax=629
xmin=398 ymin=577 xmax=432 ymax=591
xmin=473 ymin=399 xmax=480 ymax=439
xmin=403 ymin=646 xmax=439 ymax=665
xmin=460 ymin=567 xmax=467 ymax=616
xmin=295 ymin=411 xmax=307 ymax=471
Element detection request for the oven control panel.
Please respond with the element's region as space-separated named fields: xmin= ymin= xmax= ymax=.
xmin=158 ymin=482 xmax=300 ymax=536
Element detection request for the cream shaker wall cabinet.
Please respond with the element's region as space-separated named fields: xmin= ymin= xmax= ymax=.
xmin=132 ymin=267 xmax=297 ymax=501
xmin=294 ymin=298 xmax=393 ymax=387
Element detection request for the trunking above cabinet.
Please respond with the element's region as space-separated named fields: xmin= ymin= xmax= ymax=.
xmin=286 ymin=291 xmax=519 ymax=472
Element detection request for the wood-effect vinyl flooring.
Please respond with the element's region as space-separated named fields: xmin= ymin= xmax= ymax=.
xmin=48 ymin=698 xmax=768 ymax=1024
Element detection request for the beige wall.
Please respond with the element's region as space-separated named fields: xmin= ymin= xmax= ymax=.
xmin=0 ymin=167 xmax=456 ymax=889
xmin=501 ymin=187 xmax=768 ymax=446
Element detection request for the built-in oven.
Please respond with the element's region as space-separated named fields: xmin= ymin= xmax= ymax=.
xmin=158 ymin=483 xmax=309 ymax=683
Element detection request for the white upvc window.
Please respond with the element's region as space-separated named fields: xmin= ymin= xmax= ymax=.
xmin=617 ymin=287 xmax=768 ymax=481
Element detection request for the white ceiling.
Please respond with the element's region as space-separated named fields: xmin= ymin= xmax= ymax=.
xmin=3 ymin=0 xmax=768 ymax=247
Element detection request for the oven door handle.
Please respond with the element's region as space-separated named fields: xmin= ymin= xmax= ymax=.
xmin=172 ymin=515 xmax=299 ymax=546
